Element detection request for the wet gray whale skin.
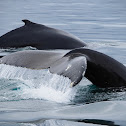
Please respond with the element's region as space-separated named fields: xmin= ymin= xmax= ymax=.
xmin=1 ymin=48 xmax=126 ymax=88
xmin=0 ymin=20 xmax=86 ymax=49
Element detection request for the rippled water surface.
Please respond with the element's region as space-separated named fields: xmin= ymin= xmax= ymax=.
xmin=0 ymin=0 xmax=126 ymax=126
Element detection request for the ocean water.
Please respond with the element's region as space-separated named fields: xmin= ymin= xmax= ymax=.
xmin=0 ymin=0 xmax=126 ymax=125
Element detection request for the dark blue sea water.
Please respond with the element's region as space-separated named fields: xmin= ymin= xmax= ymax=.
xmin=0 ymin=0 xmax=126 ymax=126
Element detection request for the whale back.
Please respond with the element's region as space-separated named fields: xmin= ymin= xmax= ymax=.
xmin=0 ymin=20 xmax=86 ymax=49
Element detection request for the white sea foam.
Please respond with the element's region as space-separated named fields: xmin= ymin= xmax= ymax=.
xmin=0 ymin=64 xmax=76 ymax=103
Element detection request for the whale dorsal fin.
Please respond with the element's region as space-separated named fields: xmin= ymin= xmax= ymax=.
xmin=22 ymin=19 xmax=36 ymax=25
xmin=22 ymin=19 xmax=45 ymax=27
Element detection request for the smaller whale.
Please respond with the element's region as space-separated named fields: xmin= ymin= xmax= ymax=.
xmin=0 ymin=48 xmax=126 ymax=88
xmin=0 ymin=20 xmax=86 ymax=49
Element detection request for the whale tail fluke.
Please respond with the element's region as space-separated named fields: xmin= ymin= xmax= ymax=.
xmin=66 ymin=48 xmax=126 ymax=88
xmin=1 ymin=48 xmax=126 ymax=88
xmin=0 ymin=50 xmax=87 ymax=87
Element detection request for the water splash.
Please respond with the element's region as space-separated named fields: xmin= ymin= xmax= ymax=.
xmin=0 ymin=64 xmax=76 ymax=103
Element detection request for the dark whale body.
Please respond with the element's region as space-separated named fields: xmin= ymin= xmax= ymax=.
xmin=0 ymin=20 xmax=86 ymax=49
xmin=1 ymin=48 xmax=126 ymax=88
xmin=66 ymin=48 xmax=126 ymax=87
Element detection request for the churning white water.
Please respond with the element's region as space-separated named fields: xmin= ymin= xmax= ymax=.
xmin=0 ymin=64 xmax=76 ymax=103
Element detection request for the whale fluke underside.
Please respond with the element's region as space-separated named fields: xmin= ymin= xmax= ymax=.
xmin=0 ymin=50 xmax=65 ymax=69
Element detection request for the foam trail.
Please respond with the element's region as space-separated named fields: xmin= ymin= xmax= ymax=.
xmin=0 ymin=64 xmax=76 ymax=103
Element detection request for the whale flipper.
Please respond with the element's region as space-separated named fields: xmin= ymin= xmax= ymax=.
xmin=50 ymin=54 xmax=87 ymax=86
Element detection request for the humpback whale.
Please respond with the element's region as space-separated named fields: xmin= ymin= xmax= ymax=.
xmin=0 ymin=20 xmax=86 ymax=49
xmin=0 ymin=48 xmax=126 ymax=88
